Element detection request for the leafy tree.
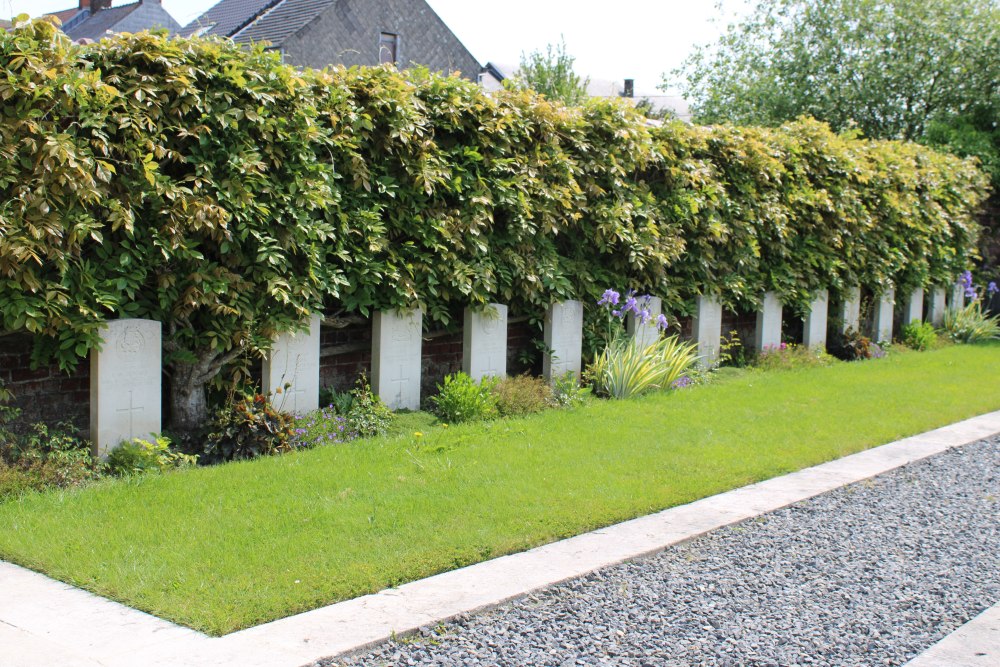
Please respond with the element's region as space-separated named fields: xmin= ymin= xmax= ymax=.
xmin=0 ymin=19 xmax=344 ymax=432
xmin=509 ymin=38 xmax=590 ymax=107
xmin=671 ymin=0 xmax=999 ymax=141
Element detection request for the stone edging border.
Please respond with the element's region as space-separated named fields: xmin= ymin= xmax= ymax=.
xmin=3 ymin=410 xmax=1000 ymax=667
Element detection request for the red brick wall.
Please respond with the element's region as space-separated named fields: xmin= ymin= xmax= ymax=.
xmin=0 ymin=333 xmax=89 ymax=434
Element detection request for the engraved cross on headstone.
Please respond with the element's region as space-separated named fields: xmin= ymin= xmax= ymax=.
xmin=116 ymin=390 xmax=143 ymax=440
xmin=391 ymin=364 xmax=409 ymax=405
xmin=484 ymin=351 xmax=501 ymax=378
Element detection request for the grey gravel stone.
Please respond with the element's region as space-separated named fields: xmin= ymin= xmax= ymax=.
xmin=317 ymin=436 xmax=1000 ymax=667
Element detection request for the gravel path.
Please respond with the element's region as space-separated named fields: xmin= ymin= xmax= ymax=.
xmin=322 ymin=436 xmax=1000 ymax=667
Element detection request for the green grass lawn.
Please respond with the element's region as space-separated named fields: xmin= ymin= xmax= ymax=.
xmin=1 ymin=344 xmax=999 ymax=635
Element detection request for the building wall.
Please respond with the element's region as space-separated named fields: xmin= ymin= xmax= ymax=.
xmin=114 ymin=2 xmax=181 ymax=34
xmin=280 ymin=0 xmax=480 ymax=79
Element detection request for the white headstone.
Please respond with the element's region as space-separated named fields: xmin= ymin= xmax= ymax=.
xmin=928 ymin=286 xmax=947 ymax=326
xmin=841 ymin=286 xmax=862 ymax=333
xmin=873 ymin=289 xmax=895 ymax=343
xmin=463 ymin=304 xmax=508 ymax=381
xmin=372 ymin=308 xmax=422 ymax=410
xmin=626 ymin=296 xmax=662 ymax=349
xmin=693 ymin=294 xmax=723 ymax=368
xmin=543 ymin=300 xmax=583 ymax=382
xmin=262 ymin=314 xmax=321 ymax=415
xmin=754 ymin=291 xmax=782 ymax=352
xmin=903 ymin=288 xmax=924 ymax=326
xmin=89 ymin=319 xmax=161 ymax=457
xmin=803 ymin=289 xmax=829 ymax=350
xmin=948 ymin=282 xmax=965 ymax=311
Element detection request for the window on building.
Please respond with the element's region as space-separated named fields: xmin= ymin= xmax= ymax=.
xmin=379 ymin=32 xmax=399 ymax=65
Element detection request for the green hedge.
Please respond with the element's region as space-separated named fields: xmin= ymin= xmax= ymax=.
xmin=0 ymin=19 xmax=989 ymax=382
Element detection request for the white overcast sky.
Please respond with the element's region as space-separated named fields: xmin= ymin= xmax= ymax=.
xmin=1 ymin=0 xmax=751 ymax=94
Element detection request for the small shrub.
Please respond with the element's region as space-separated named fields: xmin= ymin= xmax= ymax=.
xmin=104 ymin=436 xmax=197 ymax=476
xmin=588 ymin=335 xmax=700 ymax=399
xmin=943 ymin=302 xmax=1000 ymax=343
xmin=491 ymin=375 xmax=552 ymax=417
xmin=901 ymin=322 xmax=938 ymax=351
xmin=430 ymin=373 xmax=499 ymax=423
xmin=291 ymin=375 xmax=391 ymax=447
xmin=551 ymin=371 xmax=590 ymax=407
xmin=832 ymin=328 xmax=886 ymax=361
xmin=754 ymin=342 xmax=836 ymax=370
xmin=319 ymin=386 xmax=354 ymax=416
xmin=344 ymin=376 xmax=392 ymax=437
xmin=201 ymin=393 xmax=296 ymax=463
xmin=0 ymin=408 xmax=99 ymax=500
xmin=719 ymin=330 xmax=749 ymax=368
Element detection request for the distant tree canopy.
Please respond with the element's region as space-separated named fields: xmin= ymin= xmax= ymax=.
xmin=672 ymin=0 xmax=999 ymax=141
xmin=508 ymin=38 xmax=590 ymax=107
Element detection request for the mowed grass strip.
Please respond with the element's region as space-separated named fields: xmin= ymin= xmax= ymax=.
xmin=1 ymin=344 xmax=998 ymax=635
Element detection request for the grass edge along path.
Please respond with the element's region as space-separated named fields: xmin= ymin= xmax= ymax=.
xmin=1 ymin=344 xmax=998 ymax=636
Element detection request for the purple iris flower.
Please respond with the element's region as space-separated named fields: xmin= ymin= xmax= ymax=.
xmin=959 ymin=270 xmax=973 ymax=289
xmin=639 ymin=308 xmax=651 ymax=324
xmin=656 ymin=314 xmax=669 ymax=330
xmin=598 ymin=289 xmax=621 ymax=306
xmin=988 ymin=281 xmax=998 ymax=296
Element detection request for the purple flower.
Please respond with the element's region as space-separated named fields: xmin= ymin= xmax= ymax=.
xmin=960 ymin=270 xmax=974 ymax=289
xmin=639 ymin=308 xmax=651 ymax=325
xmin=597 ymin=289 xmax=621 ymax=306
xmin=672 ymin=376 xmax=693 ymax=389
xmin=656 ymin=313 xmax=669 ymax=331
xmin=611 ymin=309 xmax=622 ymax=317
xmin=988 ymin=281 xmax=998 ymax=296
xmin=779 ymin=342 xmax=787 ymax=350
xmin=965 ymin=285 xmax=978 ymax=299
xmin=623 ymin=295 xmax=638 ymax=315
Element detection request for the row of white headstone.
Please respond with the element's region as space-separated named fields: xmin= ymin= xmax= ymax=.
xmin=88 ymin=284 xmax=965 ymax=455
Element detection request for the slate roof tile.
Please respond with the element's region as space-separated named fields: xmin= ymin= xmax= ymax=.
xmin=232 ymin=0 xmax=336 ymax=47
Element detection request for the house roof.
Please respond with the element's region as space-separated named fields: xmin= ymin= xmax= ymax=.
xmin=231 ymin=0 xmax=336 ymax=46
xmin=63 ymin=3 xmax=140 ymax=41
xmin=180 ymin=0 xmax=279 ymax=39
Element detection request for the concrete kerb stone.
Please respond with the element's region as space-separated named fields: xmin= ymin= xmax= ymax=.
xmin=2 ymin=410 xmax=999 ymax=667
xmin=904 ymin=601 xmax=1000 ymax=666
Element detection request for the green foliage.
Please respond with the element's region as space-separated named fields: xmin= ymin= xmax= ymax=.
xmin=719 ymin=331 xmax=749 ymax=368
xmin=319 ymin=387 xmax=355 ymax=416
xmin=0 ymin=19 xmax=989 ymax=434
xmin=430 ymin=373 xmax=499 ymax=424
xmin=588 ymin=335 xmax=700 ymax=399
xmin=673 ymin=0 xmax=1000 ymax=141
xmin=0 ymin=418 xmax=98 ymax=500
xmin=943 ymin=303 xmax=1000 ymax=343
xmin=343 ymin=376 xmax=392 ymax=437
xmin=901 ymin=322 xmax=939 ymax=351
xmin=509 ymin=38 xmax=590 ymax=106
xmin=754 ymin=343 xmax=836 ymax=370
xmin=551 ymin=372 xmax=590 ymax=408
xmin=104 ymin=436 xmax=197 ymax=477
xmin=490 ymin=375 xmax=553 ymax=417
xmin=201 ymin=394 xmax=296 ymax=463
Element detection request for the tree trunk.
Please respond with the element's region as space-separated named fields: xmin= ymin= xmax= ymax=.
xmin=169 ymin=357 xmax=215 ymax=435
